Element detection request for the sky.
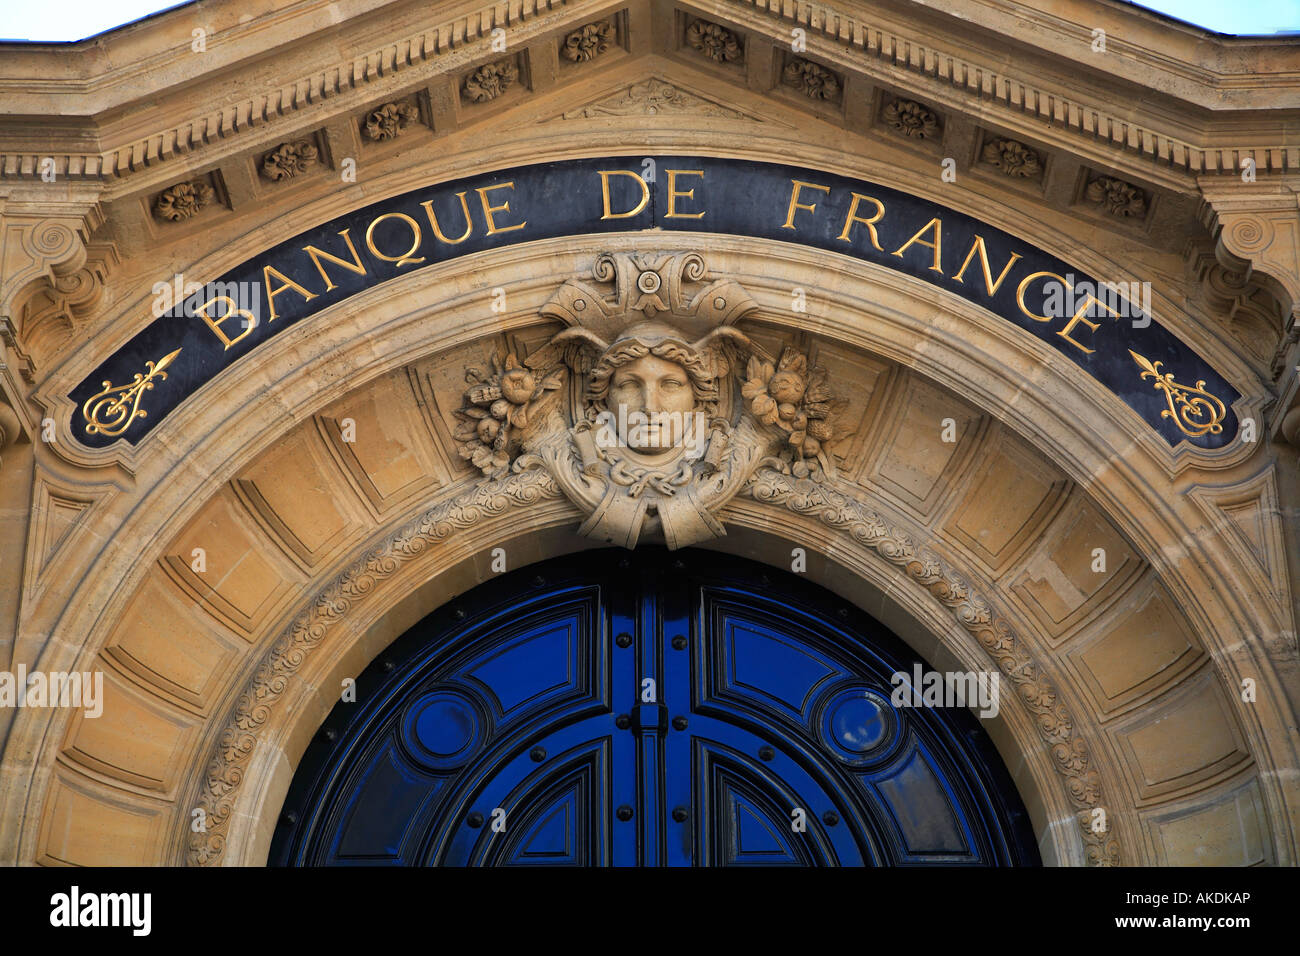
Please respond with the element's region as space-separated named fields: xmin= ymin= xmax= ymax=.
xmin=0 ymin=0 xmax=1296 ymax=42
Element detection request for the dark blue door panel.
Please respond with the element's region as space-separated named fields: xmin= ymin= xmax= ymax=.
xmin=271 ymin=549 xmax=1039 ymax=866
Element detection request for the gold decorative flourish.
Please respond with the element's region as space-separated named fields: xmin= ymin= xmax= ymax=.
xmin=82 ymin=348 xmax=181 ymax=438
xmin=1128 ymin=350 xmax=1227 ymax=438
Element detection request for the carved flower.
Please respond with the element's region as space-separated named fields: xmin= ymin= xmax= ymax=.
xmin=463 ymin=61 xmax=518 ymax=103
xmin=686 ymin=19 xmax=742 ymax=63
xmin=1085 ymin=176 xmax=1147 ymax=218
xmin=981 ymin=138 xmax=1042 ymax=178
xmin=363 ymin=102 xmax=419 ymax=141
xmin=154 ymin=180 xmax=214 ymax=221
xmin=783 ymin=59 xmax=839 ymax=100
xmin=562 ymin=20 xmax=615 ymax=62
xmin=453 ymin=352 xmax=562 ymax=478
xmin=261 ymin=141 xmax=318 ymax=181
xmin=883 ymin=99 xmax=939 ymax=139
xmin=742 ymin=347 xmax=837 ymax=477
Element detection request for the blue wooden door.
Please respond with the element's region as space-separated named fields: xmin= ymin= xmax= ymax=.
xmin=271 ymin=549 xmax=1038 ymax=866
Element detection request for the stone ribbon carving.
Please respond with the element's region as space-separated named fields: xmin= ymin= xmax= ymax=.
xmin=453 ymin=252 xmax=842 ymax=549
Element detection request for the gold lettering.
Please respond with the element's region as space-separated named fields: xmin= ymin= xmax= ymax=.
xmin=665 ymin=169 xmax=705 ymax=219
xmin=598 ymin=170 xmax=650 ymax=220
xmin=420 ymin=192 xmax=474 ymax=244
xmin=262 ymin=266 xmax=317 ymax=322
xmin=782 ymin=179 xmax=830 ymax=230
xmin=951 ymin=235 xmax=1022 ymax=295
xmin=365 ymin=213 xmax=427 ymax=268
xmin=475 ymin=182 xmax=527 ymax=235
xmin=1057 ymin=295 xmax=1121 ymax=354
xmin=196 ymin=295 xmax=257 ymax=349
xmin=836 ymin=193 xmax=886 ymax=249
xmin=1016 ymin=270 xmax=1070 ymax=323
xmin=891 ymin=217 xmax=944 ymax=273
xmin=302 ymin=229 xmax=367 ymax=291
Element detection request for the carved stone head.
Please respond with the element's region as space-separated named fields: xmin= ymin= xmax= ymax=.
xmin=584 ymin=320 xmax=718 ymax=454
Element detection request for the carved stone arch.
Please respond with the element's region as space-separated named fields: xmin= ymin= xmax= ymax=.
xmin=5 ymin=240 xmax=1292 ymax=869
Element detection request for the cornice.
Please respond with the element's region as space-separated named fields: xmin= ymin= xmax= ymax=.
xmin=0 ymin=0 xmax=1295 ymax=186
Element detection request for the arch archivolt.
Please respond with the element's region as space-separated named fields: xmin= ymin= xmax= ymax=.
xmin=4 ymin=236 xmax=1294 ymax=868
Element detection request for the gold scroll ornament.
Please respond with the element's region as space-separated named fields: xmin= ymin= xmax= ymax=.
xmin=81 ymin=348 xmax=182 ymax=438
xmin=1128 ymin=349 xmax=1227 ymax=438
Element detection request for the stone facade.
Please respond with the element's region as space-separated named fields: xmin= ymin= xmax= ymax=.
xmin=0 ymin=0 xmax=1297 ymax=867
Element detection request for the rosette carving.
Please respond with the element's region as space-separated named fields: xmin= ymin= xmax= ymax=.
xmin=463 ymin=61 xmax=518 ymax=102
xmin=1085 ymin=175 xmax=1147 ymax=218
xmin=561 ymin=20 xmax=615 ymax=62
xmin=261 ymin=141 xmax=318 ymax=181
xmin=363 ymin=102 xmax=419 ymax=141
xmin=154 ymin=180 xmax=213 ymax=221
xmin=783 ymin=58 xmax=839 ymax=100
xmin=883 ymin=99 xmax=939 ymax=139
xmin=981 ymin=138 xmax=1043 ymax=178
xmin=685 ymin=19 xmax=742 ymax=63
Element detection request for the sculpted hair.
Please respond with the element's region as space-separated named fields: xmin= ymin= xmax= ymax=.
xmin=585 ymin=339 xmax=719 ymax=419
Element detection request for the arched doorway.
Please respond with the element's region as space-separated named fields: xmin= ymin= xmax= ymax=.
xmin=270 ymin=548 xmax=1039 ymax=866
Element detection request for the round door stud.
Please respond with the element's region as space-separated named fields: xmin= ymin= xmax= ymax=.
xmin=467 ymin=812 xmax=484 ymax=828
xmin=615 ymin=714 xmax=631 ymax=729
xmin=823 ymin=811 xmax=840 ymax=826
xmin=672 ymin=716 xmax=688 ymax=731
xmin=529 ymin=747 xmax=546 ymax=762
xmin=758 ymin=746 xmax=775 ymax=761
xmin=616 ymin=632 xmax=633 ymax=648
xmin=671 ymin=635 xmax=688 ymax=650
xmin=672 ymin=806 xmax=689 ymax=822
xmin=616 ymin=805 xmax=634 ymax=821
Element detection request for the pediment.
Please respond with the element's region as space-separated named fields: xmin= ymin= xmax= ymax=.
xmin=544 ymin=74 xmax=778 ymax=125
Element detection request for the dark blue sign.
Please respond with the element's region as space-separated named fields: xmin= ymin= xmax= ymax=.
xmin=70 ymin=156 xmax=1239 ymax=449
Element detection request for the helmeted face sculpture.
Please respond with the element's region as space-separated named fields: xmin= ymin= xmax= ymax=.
xmin=608 ymin=354 xmax=697 ymax=451
xmin=584 ymin=323 xmax=718 ymax=457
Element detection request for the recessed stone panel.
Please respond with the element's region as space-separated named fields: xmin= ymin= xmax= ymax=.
xmin=233 ymin=422 xmax=362 ymax=569
xmin=1148 ymin=778 xmax=1270 ymax=866
xmin=63 ymin=669 xmax=199 ymax=794
xmin=318 ymin=369 xmax=447 ymax=512
xmin=943 ymin=428 xmax=1069 ymax=574
xmin=36 ymin=774 xmax=165 ymax=866
xmin=865 ymin=373 xmax=985 ymax=518
xmin=103 ymin=573 xmax=242 ymax=711
xmin=1114 ymin=669 xmax=1251 ymax=801
xmin=1070 ymin=583 xmax=1204 ymax=715
xmin=161 ymin=490 xmax=296 ymax=635
xmin=1009 ymin=496 xmax=1143 ymax=642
